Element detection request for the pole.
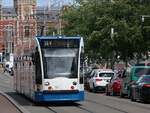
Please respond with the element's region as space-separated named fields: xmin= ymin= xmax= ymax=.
xmin=141 ymin=15 xmax=150 ymax=60
xmin=110 ymin=27 xmax=115 ymax=69
xmin=58 ymin=1 xmax=62 ymax=35
xmin=44 ymin=7 xmax=46 ymax=36
xmin=111 ymin=27 xmax=114 ymax=40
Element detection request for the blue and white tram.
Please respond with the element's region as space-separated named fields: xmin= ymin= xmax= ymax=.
xmin=14 ymin=36 xmax=84 ymax=102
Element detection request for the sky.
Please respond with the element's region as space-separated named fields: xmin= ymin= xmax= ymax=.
xmin=2 ymin=0 xmax=52 ymax=6
xmin=2 ymin=0 xmax=73 ymax=7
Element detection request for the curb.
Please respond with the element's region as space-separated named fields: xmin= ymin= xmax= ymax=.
xmin=0 ymin=91 xmax=30 ymax=113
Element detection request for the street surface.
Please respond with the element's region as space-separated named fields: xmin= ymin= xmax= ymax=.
xmin=0 ymin=69 xmax=150 ymax=113
xmin=0 ymin=94 xmax=22 ymax=113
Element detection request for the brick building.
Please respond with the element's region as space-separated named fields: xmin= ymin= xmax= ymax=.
xmin=36 ymin=6 xmax=59 ymax=36
xmin=0 ymin=7 xmax=17 ymax=53
xmin=14 ymin=0 xmax=37 ymax=54
xmin=0 ymin=0 xmax=36 ymax=55
xmin=0 ymin=0 xmax=61 ymax=56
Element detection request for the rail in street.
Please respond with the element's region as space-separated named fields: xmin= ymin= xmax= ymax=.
xmin=0 ymin=69 xmax=150 ymax=113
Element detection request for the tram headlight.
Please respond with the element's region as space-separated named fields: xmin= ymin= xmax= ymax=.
xmin=48 ymin=86 xmax=53 ymax=90
xmin=73 ymin=81 xmax=77 ymax=85
xmin=44 ymin=82 xmax=50 ymax=86
xmin=70 ymin=86 xmax=75 ymax=90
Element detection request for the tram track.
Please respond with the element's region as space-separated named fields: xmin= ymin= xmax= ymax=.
xmin=46 ymin=107 xmax=58 ymax=113
xmin=85 ymin=96 xmax=150 ymax=113
xmin=107 ymin=96 xmax=150 ymax=110
xmin=42 ymin=94 xmax=150 ymax=113
xmin=75 ymin=105 xmax=99 ymax=113
xmin=45 ymin=100 xmax=128 ymax=113
xmin=85 ymin=91 xmax=150 ymax=112
xmin=0 ymin=70 xmax=149 ymax=113
xmin=86 ymin=99 xmax=129 ymax=113
xmin=44 ymin=101 xmax=96 ymax=113
xmin=46 ymin=104 xmax=96 ymax=113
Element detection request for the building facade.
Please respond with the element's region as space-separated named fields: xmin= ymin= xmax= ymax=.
xmin=14 ymin=0 xmax=37 ymax=54
xmin=36 ymin=6 xmax=59 ymax=36
xmin=0 ymin=0 xmax=37 ymax=55
xmin=0 ymin=0 xmax=61 ymax=56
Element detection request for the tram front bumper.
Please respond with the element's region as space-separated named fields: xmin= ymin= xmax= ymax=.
xmin=34 ymin=91 xmax=84 ymax=102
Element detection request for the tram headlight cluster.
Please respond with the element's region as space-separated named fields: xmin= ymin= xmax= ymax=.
xmin=44 ymin=82 xmax=50 ymax=86
xmin=44 ymin=82 xmax=53 ymax=91
xmin=48 ymin=86 xmax=53 ymax=90
xmin=70 ymin=86 xmax=75 ymax=90
xmin=70 ymin=81 xmax=77 ymax=90
xmin=73 ymin=81 xmax=77 ymax=85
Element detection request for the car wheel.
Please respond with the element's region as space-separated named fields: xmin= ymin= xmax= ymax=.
xmin=120 ymin=92 xmax=125 ymax=98
xmin=86 ymin=83 xmax=90 ymax=91
xmin=105 ymin=87 xmax=110 ymax=96
xmin=139 ymin=96 xmax=145 ymax=103
xmin=88 ymin=83 xmax=92 ymax=92
xmin=92 ymin=83 xmax=96 ymax=93
xmin=141 ymin=99 xmax=149 ymax=104
xmin=112 ymin=89 xmax=116 ymax=96
xmin=130 ymin=92 xmax=136 ymax=102
xmin=127 ymin=90 xmax=132 ymax=99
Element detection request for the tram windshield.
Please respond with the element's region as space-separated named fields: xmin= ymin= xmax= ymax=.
xmin=42 ymin=48 xmax=78 ymax=78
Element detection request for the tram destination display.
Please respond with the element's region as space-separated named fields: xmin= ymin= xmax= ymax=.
xmin=41 ymin=39 xmax=79 ymax=48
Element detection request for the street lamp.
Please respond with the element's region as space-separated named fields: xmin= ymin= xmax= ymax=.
xmin=110 ymin=27 xmax=117 ymax=69
xmin=141 ymin=15 xmax=150 ymax=59
xmin=111 ymin=27 xmax=114 ymax=40
xmin=141 ymin=15 xmax=150 ymax=38
xmin=141 ymin=15 xmax=150 ymax=22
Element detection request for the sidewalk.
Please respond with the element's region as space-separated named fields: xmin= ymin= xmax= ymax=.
xmin=0 ymin=91 xmax=29 ymax=113
xmin=0 ymin=94 xmax=21 ymax=113
xmin=0 ymin=68 xmax=29 ymax=113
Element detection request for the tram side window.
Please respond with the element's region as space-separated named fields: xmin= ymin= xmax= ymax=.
xmin=70 ymin=57 xmax=77 ymax=78
xmin=34 ymin=50 xmax=42 ymax=84
xmin=80 ymin=52 xmax=84 ymax=84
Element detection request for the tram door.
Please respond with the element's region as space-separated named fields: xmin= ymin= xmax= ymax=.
xmin=34 ymin=48 xmax=42 ymax=85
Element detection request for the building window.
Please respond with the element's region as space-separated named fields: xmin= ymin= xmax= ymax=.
xmin=24 ymin=26 xmax=30 ymax=37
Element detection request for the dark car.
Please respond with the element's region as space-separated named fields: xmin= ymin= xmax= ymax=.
xmin=130 ymin=75 xmax=150 ymax=103
xmin=105 ymin=72 xmax=122 ymax=96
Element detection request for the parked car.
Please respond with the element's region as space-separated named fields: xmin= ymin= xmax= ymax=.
xmin=130 ymin=75 xmax=150 ymax=103
xmin=120 ymin=66 xmax=150 ymax=98
xmin=105 ymin=72 xmax=122 ymax=96
xmin=88 ymin=69 xmax=115 ymax=92
xmin=84 ymin=69 xmax=97 ymax=90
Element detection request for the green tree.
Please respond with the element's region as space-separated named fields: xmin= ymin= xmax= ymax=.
xmin=62 ymin=0 xmax=150 ymax=64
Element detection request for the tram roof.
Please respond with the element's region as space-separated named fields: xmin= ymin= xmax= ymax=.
xmin=36 ymin=36 xmax=81 ymax=40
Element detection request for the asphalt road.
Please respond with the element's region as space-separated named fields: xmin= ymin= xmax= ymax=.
xmin=0 ymin=69 xmax=150 ymax=113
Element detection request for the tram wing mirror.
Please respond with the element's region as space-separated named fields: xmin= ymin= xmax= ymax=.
xmin=81 ymin=46 xmax=84 ymax=54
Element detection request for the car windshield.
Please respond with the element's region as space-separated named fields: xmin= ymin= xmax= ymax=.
xmin=134 ymin=68 xmax=150 ymax=77
xmin=99 ymin=73 xmax=114 ymax=77
xmin=138 ymin=75 xmax=150 ymax=84
xmin=42 ymin=48 xmax=78 ymax=78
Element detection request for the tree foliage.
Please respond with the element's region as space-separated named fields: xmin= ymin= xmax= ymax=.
xmin=62 ymin=0 xmax=150 ymax=62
